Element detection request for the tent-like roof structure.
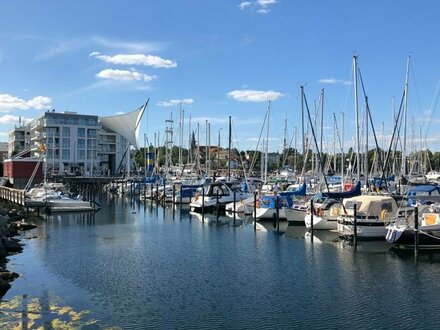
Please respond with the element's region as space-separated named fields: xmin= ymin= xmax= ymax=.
xmin=99 ymin=100 xmax=148 ymax=149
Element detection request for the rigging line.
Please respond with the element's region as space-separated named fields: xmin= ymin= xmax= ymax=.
xmin=248 ymin=107 xmax=269 ymax=174
xmin=423 ymin=79 xmax=440 ymax=142
xmin=303 ymin=90 xmax=329 ymax=192
xmin=410 ymin=59 xmax=424 ymax=128
xmin=358 ymin=68 xmax=387 ymax=187
xmin=231 ymin=118 xmax=248 ymax=180
xmin=382 ymin=89 xmax=406 ymax=185
xmin=341 ymin=63 xmax=354 ymax=128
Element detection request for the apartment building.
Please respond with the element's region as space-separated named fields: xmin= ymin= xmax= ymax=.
xmin=24 ymin=110 xmax=129 ymax=176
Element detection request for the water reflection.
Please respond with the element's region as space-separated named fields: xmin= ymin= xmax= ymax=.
xmin=5 ymin=194 xmax=440 ymax=329
xmin=0 ymin=293 xmax=117 ymax=329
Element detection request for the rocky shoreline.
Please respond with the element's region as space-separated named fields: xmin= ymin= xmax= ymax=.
xmin=0 ymin=205 xmax=41 ymax=298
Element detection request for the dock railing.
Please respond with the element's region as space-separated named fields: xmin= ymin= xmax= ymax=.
xmin=0 ymin=186 xmax=26 ymax=206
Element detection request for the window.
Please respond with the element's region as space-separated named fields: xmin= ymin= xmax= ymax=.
xmin=62 ymin=138 xmax=70 ymax=148
xmin=62 ymin=127 xmax=70 ymax=137
xmin=77 ymin=139 xmax=85 ymax=148
xmin=345 ymin=201 xmax=362 ymax=210
xmin=381 ymin=202 xmax=394 ymax=213
xmin=78 ymin=128 xmax=85 ymax=137
xmin=78 ymin=150 xmax=85 ymax=160
xmin=62 ymin=149 xmax=70 ymax=160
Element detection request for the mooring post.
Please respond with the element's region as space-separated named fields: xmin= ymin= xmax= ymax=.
xmin=172 ymin=184 xmax=176 ymax=219
xmin=178 ymin=185 xmax=182 ymax=220
xmin=254 ymin=191 xmax=257 ymax=231
xmin=276 ymin=196 xmax=280 ymax=233
xmin=353 ymin=203 xmax=358 ymax=249
xmin=155 ymin=184 xmax=159 ymax=203
xmin=310 ymin=199 xmax=314 ymax=243
xmin=163 ymin=181 xmax=166 ymax=205
xmin=233 ymin=190 xmax=236 ymax=224
xmin=202 ymin=188 xmax=205 ymax=223
xmin=414 ymin=206 xmax=419 ymax=261
xmin=216 ymin=192 xmax=219 ymax=224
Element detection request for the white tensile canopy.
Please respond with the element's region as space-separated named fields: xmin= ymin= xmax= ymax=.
xmin=99 ymin=100 xmax=148 ymax=149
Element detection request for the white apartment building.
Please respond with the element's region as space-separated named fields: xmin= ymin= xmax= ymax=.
xmin=26 ymin=110 xmax=129 ymax=176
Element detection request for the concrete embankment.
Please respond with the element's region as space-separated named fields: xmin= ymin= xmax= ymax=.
xmin=0 ymin=205 xmax=40 ymax=298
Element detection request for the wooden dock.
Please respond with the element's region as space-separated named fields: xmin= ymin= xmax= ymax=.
xmin=0 ymin=186 xmax=26 ymax=206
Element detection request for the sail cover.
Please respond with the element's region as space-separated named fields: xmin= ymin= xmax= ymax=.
xmin=99 ymin=100 xmax=148 ymax=149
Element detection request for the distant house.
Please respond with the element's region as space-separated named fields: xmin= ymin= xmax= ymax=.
xmin=3 ymin=158 xmax=43 ymax=188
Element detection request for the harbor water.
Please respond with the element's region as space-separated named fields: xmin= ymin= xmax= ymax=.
xmin=3 ymin=194 xmax=440 ymax=329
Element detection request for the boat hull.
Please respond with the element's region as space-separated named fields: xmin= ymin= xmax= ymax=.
xmin=305 ymin=214 xmax=338 ymax=230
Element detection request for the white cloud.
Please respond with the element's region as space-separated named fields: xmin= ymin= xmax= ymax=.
xmin=227 ymin=89 xmax=283 ymax=102
xmin=240 ymin=0 xmax=278 ymax=14
xmin=90 ymin=52 xmax=177 ymax=68
xmin=257 ymin=9 xmax=270 ymax=14
xmin=26 ymin=96 xmax=53 ymax=110
xmin=90 ymin=36 xmax=164 ymax=53
xmin=95 ymin=69 xmax=156 ymax=82
xmin=318 ymin=78 xmax=352 ymax=85
xmin=115 ymin=111 xmax=125 ymax=115
xmin=35 ymin=36 xmax=166 ymax=60
xmin=0 ymin=94 xmax=52 ymax=112
xmin=239 ymin=2 xmax=252 ymax=10
xmin=257 ymin=0 xmax=277 ymax=6
xmin=157 ymin=98 xmax=194 ymax=107
xmin=0 ymin=114 xmax=30 ymax=125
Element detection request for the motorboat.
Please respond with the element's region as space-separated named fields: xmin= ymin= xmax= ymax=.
xmin=337 ymin=194 xmax=411 ymax=240
xmin=189 ymin=180 xmax=251 ymax=213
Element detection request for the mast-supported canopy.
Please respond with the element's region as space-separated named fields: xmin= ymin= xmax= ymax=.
xmin=99 ymin=100 xmax=148 ymax=149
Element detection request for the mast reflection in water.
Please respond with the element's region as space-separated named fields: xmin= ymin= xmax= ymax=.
xmin=5 ymin=194 xmax=440 ymax=329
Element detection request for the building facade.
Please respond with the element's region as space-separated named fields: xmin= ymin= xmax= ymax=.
xmin=16 ymin=110 xmax=129 ymax=176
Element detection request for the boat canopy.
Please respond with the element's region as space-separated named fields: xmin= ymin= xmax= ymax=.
xmin=320 ymin=181 xmax=361 ymax=199
xmin=343 ymin=195 xmax=398 ymax=216
xmin=279 ymin=183 xmax=306 ymax=197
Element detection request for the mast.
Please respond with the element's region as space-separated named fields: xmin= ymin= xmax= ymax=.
xmin=197 ymin=123 xmax=200 ymax=174
xmin=144 ymin=133 xmax=147 ymax=176
xmin=179 ymin=102 xmax=182 ymax=167
xmin=364 ymin=97 xmax=369 ymax=189
xmin=206 ymin=119 xmax=209 ymax=176
xmin=301 ymin=86 xmax=305 ymax=157
xmin=283 ymin=114 xmax=288 ymax=167
xmin=228 ymin=116 xmax=232 ymax=181
xmin=218 ymin=129 xmax=221 ymax=174
xmin=294 ymin=126 xmax=297 ymax=174
xmin=402 ymin=55 xmax=410 ymax=176
xmin=333 ymin=113 xmax=336 ymax=174
xmin=353 ymin=54 xmax=361 ymax=182
xmin=320 ymin=89 xmax=324 ymax=168
xmin=208 ymin=122 xmax=211 ymax=177
xmin=264 ymin=101 xmax=271 ymax=182
xmin=341 ymin=112 xmax=345 ymax=180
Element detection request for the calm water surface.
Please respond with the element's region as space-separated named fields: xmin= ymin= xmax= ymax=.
xmin=3 ymin=194 xmax=440 ymax=329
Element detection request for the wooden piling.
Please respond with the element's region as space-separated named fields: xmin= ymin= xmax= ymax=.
xmin=310 ymin=199 xmax=314 ymax=243
xmin=233 ymin=191 xmax=236 ymax=224
xmin=353 ymin=203 xmax=358 ymax=248
xmin=202 ymin=188 xmax=205 ymax=222
xmin=414 ymin=206 xmax=419 ymax=261
xmin=254 ymin=192 xmax=257 ymax=231
xmin=276 ymin=196 xmax=280 ymax=233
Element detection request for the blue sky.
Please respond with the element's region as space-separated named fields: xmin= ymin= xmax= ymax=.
xmin=1 ymin=0 xmax=440 ymax=153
